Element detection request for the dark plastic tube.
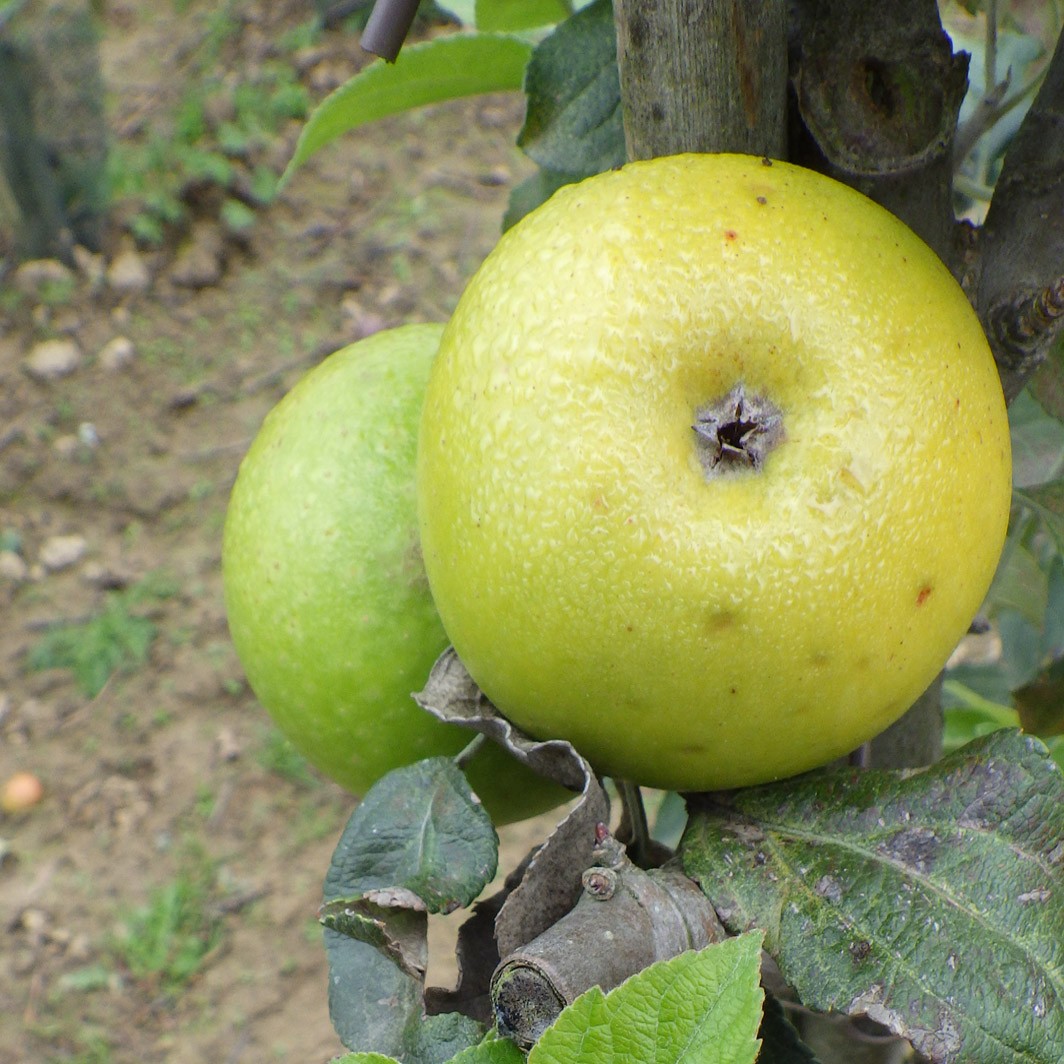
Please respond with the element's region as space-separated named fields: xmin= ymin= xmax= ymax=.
xmin=361 ymin=0 xmax=421 ymax=62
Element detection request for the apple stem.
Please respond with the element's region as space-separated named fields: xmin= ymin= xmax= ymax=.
xmin=617 ymin=780 xmax=652 ymax=868
xmin=453 ymin=733 xmax=487 ymax=770
xmin=692 ymin=383 xmax=784 ymax=476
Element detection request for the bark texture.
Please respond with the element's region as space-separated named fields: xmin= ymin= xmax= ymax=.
xmin=976 ymin=26 xmax=1064 ymax=401
xmin=614 ymin=0 xmax=788 ymax=160
xmin=0 ymin=0 xmax=107 ymax=260
xmin=490 ymin=834 xmax=724 ymax=1048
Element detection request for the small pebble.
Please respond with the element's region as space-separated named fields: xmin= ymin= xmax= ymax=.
xmin=107 ymin=248 xmax=151 ymax=295
xmin=13 ymin=258 xmax=75 ymax=294
xmin=52 ymin=436 xmax=80 ymax=458
xmin=170 ymin=223 xmax=225 ymax=289
xmin=23 ymin=339 xmax=82 ymax=382
xmin=38 ymin=534 xmax=88 ymax=572
xmin=98 ymin=336 xmax=136 ymax=371
xmin=0 ymin=551 xmax=29 ymax=582
xmin=78 ymin=422 xmax=100 ymax=448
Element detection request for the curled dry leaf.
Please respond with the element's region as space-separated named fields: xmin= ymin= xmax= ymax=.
xmin=426 ymin=852 xmax=537 ymax=1024
xmin=416 ymin=648 xmax=611 ymax=974
xmin=320 ymin=899 xmax=428 ymax=981
xmin=415 ymin=648 xmax=589 ymax=792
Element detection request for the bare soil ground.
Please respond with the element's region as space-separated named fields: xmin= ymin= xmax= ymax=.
xmin=0 ymin=5 xmax=551 ymax=1060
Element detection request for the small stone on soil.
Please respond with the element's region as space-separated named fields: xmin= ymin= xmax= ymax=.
xmin=98 ymin=335 xmax=136 ymax=371
xmin=216 ymin=726 xmax=242 ymax=762
xmin=170 ymin=223 xmax=226 ymax=288
xmin=0 ymin=551 xmax=29 ymax=582
xmin=107 ymin=248 xmax=152 ymax=295
xmin=23 ymin=339 xmax=82 ymax=382
xmin=81 ymin=560 xmax=134 ymax=590
xmin=13 ymin=259 xmax=75 ymax=295
xmin=38 ymin=534 xmax=88 ymax=572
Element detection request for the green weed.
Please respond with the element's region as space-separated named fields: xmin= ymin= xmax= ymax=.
xmin=112 ymin=853 xmax=223 ymax=991
xmin=37 ymin=275 xmax=77 ymax=307
xmin=0 ymin=285 xmax=24 ymax=315
xmin=107 ymin=15 xmax=313 ymax=244
xmin=44 ymin=1030 xmax=114 ymax=1064
xmin=26 ymin=573 xmax=176 ymax=697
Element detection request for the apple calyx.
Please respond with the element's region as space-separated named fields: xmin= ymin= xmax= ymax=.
xmin=692 ymin=383 xmax=784 ymax=476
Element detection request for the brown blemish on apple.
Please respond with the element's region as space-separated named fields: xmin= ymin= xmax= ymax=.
xmin=916 ymin=585 xmax=933 ymax=606
xmin=693 ymin=383 xmax=784 ymax=476
xmin=724 ymin=229 xmax=739 ymax=241
xmin=705 ymin=609 xmax=736 ymax=634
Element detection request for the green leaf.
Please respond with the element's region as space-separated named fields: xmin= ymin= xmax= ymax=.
xmin=682 ymin=730 xmax=1064 ymax=1064
xmin=1050 ymin=736 xmax=1064 ymax=771
xmin=1015 ymin=478 xmax=1064 ymax=554
xmin=325 ymin=922 xmax=484 ymax=1060
xmin=322 ymin=758 xmax=496 ymax=1055
xmin=1010 ymin=388 xmax=1064 ymax=489
xmin=324 ymin=757 xmax=498 ymax=913
xmin=518 ymin=0 xmax=624 ymax=177
xmin=528 ymin=933 xmax=765 ymax=1064
xmin=330 ymin=1055 xmax=402 ymax=1064
xmin=946 ymin=602 xmax=1044 ymax=709
xmin=412 ymin=1014 xmax=487 ymax=1064
xmin=449 ymin=1032 xmax=527 ymax=1064
xmin=284 ymin=34 xmax=533 ymax=179
xmin=476 ymin=0 xmax=569 ymax=32
xmin=502 ymin=166 xmax=575 ymax=229
xmin=436 ymin=0 xmax=478 ymax=27
xmin=325 ymin=925 xmax=425 ymax=1056
xmin=942 ymin=680 xmax=1022 ymax=753
xmin=988 ymin=538 xmax=1048 ymax=629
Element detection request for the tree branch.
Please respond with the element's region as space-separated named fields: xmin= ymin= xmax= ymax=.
xmin=976 ymin=25 xmax=1064 ymax=401
xmin=613 ymin=0 xmax=788 ymax=161
xmin=868 ymin=674 xmax=943 ymax=770
xmin=490 ymin=830 xmax=724 ymax=1048
xmin=789 ymin=0 xmax=968 ymax=262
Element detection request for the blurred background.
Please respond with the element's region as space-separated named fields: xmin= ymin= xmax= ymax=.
xmin=0 ymin=2 xmax=543 ymax=1061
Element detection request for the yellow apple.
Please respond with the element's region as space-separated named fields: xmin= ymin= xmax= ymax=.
xmin=417 ymin=153 xmax=1012 ymax=792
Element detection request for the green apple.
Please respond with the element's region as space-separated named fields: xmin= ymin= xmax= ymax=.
xmin=417 ymin=154 xmax=1012 ymax=792
xmin=223 ymin=324 xmax=571 ymax=824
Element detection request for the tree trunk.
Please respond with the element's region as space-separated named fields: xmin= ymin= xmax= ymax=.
xmin=614 ymin=0 xmax=788 ymax=160
xmin=0 ymin=0 xmax=108 ymax=261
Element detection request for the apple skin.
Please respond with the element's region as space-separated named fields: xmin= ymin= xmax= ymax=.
xmin=417 ymin=153 xmax=1012 ymax=792
xmin=223 ymin=324 xmax=571 ymax=824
